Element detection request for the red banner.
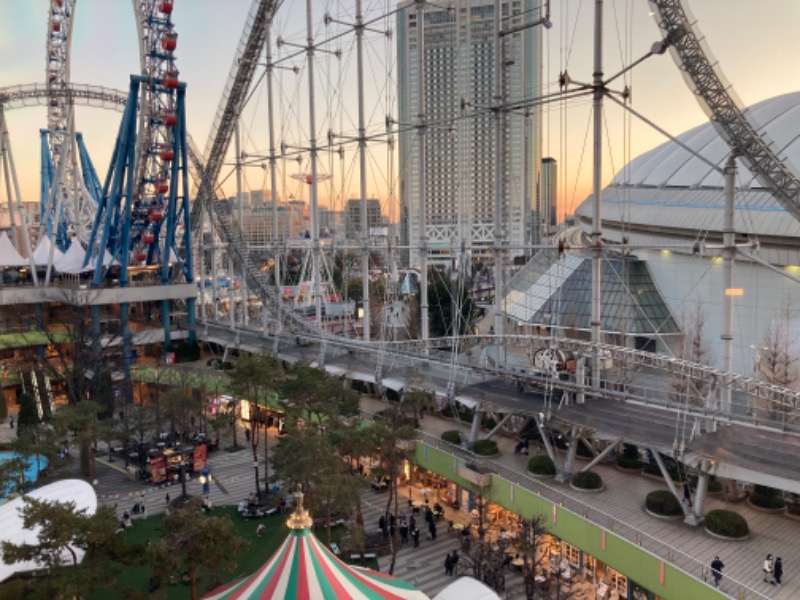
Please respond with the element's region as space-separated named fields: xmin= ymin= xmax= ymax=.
xmin=193 ymin=444 xmax=207 ymax=472
xmin=150 ymin=455 xmax=166 ymax=484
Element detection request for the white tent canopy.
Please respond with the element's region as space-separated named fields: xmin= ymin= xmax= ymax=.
xmin=0 ymin=232 xmax=27 ymax=267
xmin=0 ymin=479 xmax=98 ymax=582
xmin=31 ymin=235 xmax=65 ymax=267
xmin=433 ymin=577 xmax=502 ymax=600
xmin=54 ymin=241 xmax=92 ymax=273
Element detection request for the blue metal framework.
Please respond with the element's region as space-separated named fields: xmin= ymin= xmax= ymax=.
xmin=85 ymin=75 xmax=194 ymax=345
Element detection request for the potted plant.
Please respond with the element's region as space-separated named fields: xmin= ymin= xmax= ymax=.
xmin=527 ymin=454 xmax=556 ymax=478
xmin=645 ymin=490 xmax=683 ymax=519
xmin=689 ymin=474 xmax=723 ymax=495
xmin=470 ymin=439 xmax=499 ymax=457
xmin=570 ymin=470 xmax=604 ymax=492
xmin=441 ymin=430 xmax=461 ymax=446
xmin=704 ymin=509 xmax=749 ymax=540
xmin=616 ymin=443 xmax=643 ymax=471
xmin=747 ymin=485 xmax=786 ymax=513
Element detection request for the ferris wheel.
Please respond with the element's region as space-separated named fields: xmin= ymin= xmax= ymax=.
xmin=42 ymin=0 xmax=99 ymax=249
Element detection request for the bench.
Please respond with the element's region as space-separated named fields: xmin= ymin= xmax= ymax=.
xmin=264 ymin=508 xmax=277 ymax=517
xmin=330 ymin=543 xmax=341 ymax=556
xmin=349 ymin=553 xmax=377 ymax=560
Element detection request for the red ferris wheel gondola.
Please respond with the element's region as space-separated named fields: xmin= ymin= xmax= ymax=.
xmin=143 ymin=230 xmax=156 ymax=245
xmin=159 ymin=2 xmax=173 ymax=15
xmin=155 ymin=178 xmax=169 ymax=194
xmin=162 ymin=32 xmax=178 ymax=52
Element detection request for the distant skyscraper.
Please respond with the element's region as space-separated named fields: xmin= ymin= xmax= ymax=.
xmin=541 ymin=157 xmax=557 ymax=228
xmin=397 ymin=0 xmax=544 ymax=266
xmin=345 ymin=198 xmax=383 ymax=242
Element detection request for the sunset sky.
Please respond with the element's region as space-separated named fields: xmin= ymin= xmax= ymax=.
xmin=0 ymin=1 xmax=798 ymax=221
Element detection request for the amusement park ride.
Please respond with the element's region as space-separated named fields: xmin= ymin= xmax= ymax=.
xmin=0 ymin=0 xmax=798 ymax=511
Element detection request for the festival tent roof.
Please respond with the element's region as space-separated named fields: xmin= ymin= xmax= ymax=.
xmin=432 ymin=577 xmax=502 ymax=600
xmin=54 ymin=241 xmax=92 ymax=273
xmin=203 ymin=493 xmax=428 ymax=600
xmin=0 ymin=232 xmax=27 ymax=267
xmin=31 ymin=235 xmax=65 ymax=266
xmin=0 ymin=479 xmax=98 ymax=582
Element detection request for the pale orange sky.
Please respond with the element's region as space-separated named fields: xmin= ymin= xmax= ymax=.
xmin=0 ymin=1 xmax=798 ymax=223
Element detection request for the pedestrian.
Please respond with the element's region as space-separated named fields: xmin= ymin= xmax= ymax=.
xmin=399 ymin=522 xmax=409 ymax=545
xmin=8 ymin=416 xmax=13 ymax=429
xmin=428 ymin=520 xmax=437 ymax=541
xmin=257 ymin=524 xmax=265 ymax=537
xmin=165 ymin=493 xmax=170 ymax=505
xmin=444 ymin=553 xmax=452 ymax=575
xmin=379 ymin=515 xmax=387 ymax=538
xmin=450 ymin=550 xmax=459 ymax=575
xmin=774 ymin=557 xmax=783 ymax=585
xmin=763 ymin=553 xmax=774 ymax=584
xmin=245 ymin=428 xmax=251 ymax=443
xmin=710 ymin=555 xmax=724 ymax=588
xmin=411 ymin=527 xmax=420 ymax=547
xmin=682 ymin=481 xmax=693 ymax=508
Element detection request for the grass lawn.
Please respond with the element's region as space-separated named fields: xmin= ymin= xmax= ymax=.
xmin=94 ymin=506 xmax=371 ymax=599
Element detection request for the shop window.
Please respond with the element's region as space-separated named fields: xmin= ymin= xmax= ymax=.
xmin=563 ymin=542 xmax=582 ymax=568
xmin=608 ymin=568 xmax=628 ymax=596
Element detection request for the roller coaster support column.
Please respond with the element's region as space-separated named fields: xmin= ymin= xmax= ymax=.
xmin=560 ymin=426 xmax=580 ymax=482
xmin=356 ymin=0 xmax=370 ymax=341
xmin=651 ymin=446 xmax=697 ymax=525
xmin=468 ymin=405 xmax=483 ymax=446
xmin=579 ymin=436 xmax=621 ymax=472
xmin=590 ymin=0 xmax=605 ymax=389
xmin=416 ymin=0 xmax=429 ymax=348
xmin=492 ymin=0 xmax=506 ymax=366
xmin=720 ymin=155 xmax=737 ymax=418
xmin=266 ymin=17 xmax=281 ymax=347
xmin=535 ymin=413 xmax=557 ymax=467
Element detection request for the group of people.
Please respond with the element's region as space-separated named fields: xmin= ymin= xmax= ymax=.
xmin=763 ymin=554 xmax=784 ymax=586
xmin=710 ymin=553 xmax=784 ymax=589
xmin=443 ymin=550 xmax=460 ymax=576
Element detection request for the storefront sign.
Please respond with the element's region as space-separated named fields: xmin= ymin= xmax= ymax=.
xmin=150 ymin=455 xmax=166 ymax=484
xmin=193 ymin=444 xmax=207 ymax=472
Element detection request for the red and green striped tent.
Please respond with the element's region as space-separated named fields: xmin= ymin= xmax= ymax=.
xmin=203 ymin=525 xmax=428 ymax=600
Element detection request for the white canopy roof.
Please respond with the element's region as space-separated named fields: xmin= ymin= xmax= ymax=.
xmin=433 ymin=577 xmax=502 ymax=600
xmin=0 ymin=479 xmax=98 ymax=582
xmin=54 ymin=241 xmax=92 ymax=273
xmin=0 ymin=232 xmax=27 ymax=267
xmin=31 ymin=235 xmax=65 ymax=267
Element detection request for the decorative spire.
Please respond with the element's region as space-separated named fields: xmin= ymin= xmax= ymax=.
xmin=286 ymin=483 xmax=313 ymax=530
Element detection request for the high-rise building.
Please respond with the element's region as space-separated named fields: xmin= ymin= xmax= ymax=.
xmin=344 ymin=198 xmax=383 ymax=242
xmin=397 ymin=0 xmax=544 ymax=266
xmin=541 ymin=157 xmax=557 ymax=228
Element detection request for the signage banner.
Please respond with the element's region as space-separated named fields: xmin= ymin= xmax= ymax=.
xmin=193 ymin=444 xmax=208 ymax=472
xmin=150 ymin=455 xmax=166 ymax=484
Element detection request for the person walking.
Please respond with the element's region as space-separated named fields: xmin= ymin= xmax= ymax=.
xmin=774 ymin=557 xmax=783 ymax=585
xmin=450 ymin=550 xmax=459 ymax=576
xmin=444 ymin=553 xmax=453 ymax=576
xmin=763 ymin=553 xmax=775 ymax=584
xmin=710 ymin=556 xmax=724 ymax=588
xmin=411 ymin=527 xmax=420 ymax=548
xmin=682 ymin=481 xmax=693 ymax=508
xmin=428 ymin=520 xmax=437 ymax=541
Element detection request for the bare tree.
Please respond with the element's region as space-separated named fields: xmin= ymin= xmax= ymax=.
xmin=756 ymin=308 xmax=800 ymax=421
xmin=669 ymin=302 xmax=712 ymax=407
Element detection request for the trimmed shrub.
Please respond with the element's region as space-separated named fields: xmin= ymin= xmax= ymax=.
xmin=786 ymin=503 xmax=800 ymax=517
xmin=571 ymin=470 xmax=603 ymax=490
xmin=749 ymin=485 xmax=786 ymax=510
xmin=528 ymin=454 xmax=556 ymax=476
xmin=622 ymin=443 xmax=639 ymax=459
xmin=689 ymin=474 xmax=723 ymax=493
xmin=616 ymin=456 xmax=643 ymax=470
xmin=642 ymin=453 xmax=682 ymax=481
xmin=441 ymin=430 xmax=462 ymax=445
xmin=645 ymin=490 xmax=682 ymax=516
xmin=705 ymin=509 xmax=749 ymax=539
xmin=471 ymin=439 xmax=499 ymax=456
xmin=576 ymin=441 xmax=594 ymax=458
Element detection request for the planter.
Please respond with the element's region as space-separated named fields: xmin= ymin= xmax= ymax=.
xmin=784 ymin=510 xmax=800 ymax=523
xmin=746 ymin=499 xmax=786 ymax=514
xmin=458 ymin=463 xmax=493 ymax=488
xmin=615 ymin=464 xmax=643 ymax=474
xmin=645 ymin=508 xmax=683 ymax=521
xmin=641 ymin=470 xmax=680 ymax=484
xmin=704 ymin=526 xmax=749 ymax=541
xmin=529 ymin=472 xmax=555 ymax=481
xmin=570 ymin=482 xmax=605 ymax=493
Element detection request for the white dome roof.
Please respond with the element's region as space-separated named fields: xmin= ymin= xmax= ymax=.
xmin=615 ymin=91 xmax=800 ymax=189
